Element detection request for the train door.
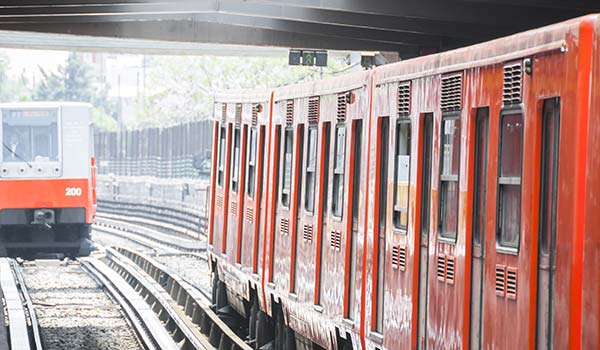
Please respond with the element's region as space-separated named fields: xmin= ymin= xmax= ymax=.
xmin=535 ymin=97 xmax=560 ymax=349
xmin=417 ymin=113 xmax=433 ymax=349
xmin=470 ymin=107 xmax=489 ymax=350
xmin=254 ymin=124 xmax=267 ymax=274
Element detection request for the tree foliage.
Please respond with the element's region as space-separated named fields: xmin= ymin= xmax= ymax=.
xmin=136 ymin=55 xmax=351 ymax=127
xmin=33 ymin=52 xmax=117 ymax=131
xmin=0 ymin=53 xmax=31 ymax=102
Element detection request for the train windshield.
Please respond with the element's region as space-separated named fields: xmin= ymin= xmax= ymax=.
xmin=2 ymin=109 xmax=59 ymax=162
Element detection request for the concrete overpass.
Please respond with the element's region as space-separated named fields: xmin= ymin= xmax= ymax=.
xmin=0 ymin=1 xmax=598 ymax=57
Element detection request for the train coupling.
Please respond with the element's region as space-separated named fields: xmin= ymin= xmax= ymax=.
xmin=32 ymin=209 xmax=55 ymax=228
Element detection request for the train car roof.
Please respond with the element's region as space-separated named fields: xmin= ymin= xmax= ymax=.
xmin=0 ymin=101 xmax=93 ymax=109
xmin=373 ymin=14 xmax=598 ymax=84
xmin=214 ymin=89 xmax=272 ymax=104
xmin=273 ymin=69 xmax=371 ymax=102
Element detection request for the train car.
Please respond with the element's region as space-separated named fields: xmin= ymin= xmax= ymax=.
xmin=208 ymin=14 xmax=600 ymax=350
xmin=262 ymin=71 xmax=371 ymax=350
xmin=207 ymin=90 xmax=272 ymax=337
xmin=0 ymin=102 xmax=96 ymax=257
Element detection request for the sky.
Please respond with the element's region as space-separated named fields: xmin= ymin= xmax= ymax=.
xmin=1 ymin=48 xmax=69 ymax=80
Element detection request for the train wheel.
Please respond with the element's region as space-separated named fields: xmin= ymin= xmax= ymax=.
xmin=341 ymin=339 xmax=353 ymax=350
xmin=255 ymin=311 xmax=270 ymax=350
xmin=249 ymin=297 xmax=259 ymax=341
xmin=212 ymin=272 xmax=219 ymax=306
xmin=78 ymin=238 xmax=92 ymax=257
xmin=274 ymin=308 xmax=285 ymax=350
xmin=80 ymin=224 xmax=92 ymax=239
xmin=284 ymin=326 xmax=296 ymax=350
xmin=216 ymin=280 xmax=228 ymax=310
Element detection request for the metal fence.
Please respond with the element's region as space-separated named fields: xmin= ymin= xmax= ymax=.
xmin=94 ymin=121 xmax=213 ymax=179
xmin=96 ymin=175 xmax=209 ymax=234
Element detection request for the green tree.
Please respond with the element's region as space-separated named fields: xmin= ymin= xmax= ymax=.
xmin=34 ymin=52 xmax=93 ymax=102
xmin=34 ymin=52 xmax=117 ymax=131
xmin=136 ymin=55 xmax=350 ymax=127
xmin=0 ymin=54 xmax=31 ymax=102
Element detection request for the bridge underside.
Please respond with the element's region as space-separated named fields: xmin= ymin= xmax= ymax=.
xmin=0 ymin=1 xmax=599 ymax=57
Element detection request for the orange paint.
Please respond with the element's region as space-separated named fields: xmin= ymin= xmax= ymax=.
xmin=313 ymin=123 xmax=329 ymax=305
xmin=208 ymin=122 xmax=220 ymax=245
xmin=236 ymin=126 xmax=248 ymax=263
xmin=252 ymin=125 xmax=266 ymax=273
xmin=289 ymin=124 xmax=304 ymax=293
xmin=261 ymin=91 xmax=275 ymax=309
xmin=0 ymin=178 xmax=93 ymax=223
xmin=343 ymin=120 xmax=358 ymax=317
xmin=569 ymin=19 xmax=593 ymax=350
xmin=462 ymin=107 xmax=477 ymax=350
xmin=360 ymin=76 xmax=374 ymax=350
xmin=221 ymin=123 xmax=233 ymax=254
xmin=411 ymin=114 xmax=426 ymax=349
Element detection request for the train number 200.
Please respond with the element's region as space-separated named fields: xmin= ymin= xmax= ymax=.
xmin=65 ymin=187 xmax=83 ymax=196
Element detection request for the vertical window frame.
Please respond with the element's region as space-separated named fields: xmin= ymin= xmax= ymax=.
xmin=231 ymin=126 xmax=241 ymax=193
xmin=304 ymin=125 xmax=318 ymax=214
xmin=472 ymin=107 xmax=490 ymax=248
xmin=539 ymin=98 xmax=560 ymax=256
xmin=392 ymin=118 xmax=412 ymax=232
xmin=217 ymin=125 xmax=226 ymax=187
xmin=331 ymin=123 xmax=347 ymax=219
xmin=246 ymin=126 xmax=258 ymax=198
xmin=438 ymin=113 xmax=461 ymax=242
xmin=281 ymin=127 xmax=294 ymax=208
xmin=496 ymin=107 xmax=524 ymax=253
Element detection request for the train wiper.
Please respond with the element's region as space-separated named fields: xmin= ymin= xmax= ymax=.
xmin=2 ymin=142 xmax=33 ymax=168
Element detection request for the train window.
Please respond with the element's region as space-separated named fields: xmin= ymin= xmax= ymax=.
xmin=247 ymin=127 xmax=257 ymax=198
xmin=332 ymin=124 xmax=346 ymax=218
xmin=304 ymin=126 xmax=318 ymax=213
xmin=473 ymin=108 xmax=489 ymax=246
xmin=351 ymin=120 xmax=363 ymax=227
xmin=2 ymin=109 xmax=59 ymax=163
xmin=281 ymin=128 xmax=293 ymax=208
xmin=296 ymin=125 xmax=305 ymax=209
xmin=539 ymin=99 xmax=560 ymax=255
xmin=438 ymin=116 xmax=461 ymax=241
xmin=497 ymin=112 xmax=523 ymax=250
xmin=217 ymin=126 xmax=226 ymax=187
xmin=231 ymin=127 xmax=241 ymax=193
xmin=393 ymin=120 xmax=411 ymax=231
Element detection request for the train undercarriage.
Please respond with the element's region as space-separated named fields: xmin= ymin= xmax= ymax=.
xmin=0 ymin=208 xmax=92 ymax=258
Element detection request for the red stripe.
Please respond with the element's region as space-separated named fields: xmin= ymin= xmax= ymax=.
xmin=568 ymin=18 xmax=593 ymax=350
xmin=360 ymin=75 xmax=375 ymax=350
xmin=208 ymin=122 xmax=220 ymax=245
xmin=261 ymin=91 xmax=275 ymax=309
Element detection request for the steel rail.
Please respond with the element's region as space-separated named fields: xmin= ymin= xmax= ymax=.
xmin=79 ymin=257 xmax=179 ymax=350
xmin=94 ymin=216 xmax=205 ymax=253
xmin=103 ymin=248 xmax=217 ymax=350
xmin=109 ymin=246 xmax=252 ymax=350
xmin=97 ymin=198 xmax=206 ymax=234
xmin=0 ymin=258 xmax=42 ymax=350
xmin=96 ymin=211 xmax=202 ymax=240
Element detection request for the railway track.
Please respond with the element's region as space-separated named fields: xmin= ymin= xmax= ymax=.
xmin=93 ymin=213 xmax=205 ymax=254
xmin=0 ymin=257 xmax=42 ymax=350
xmin=91 ymin=212 xmax=252 ymax=350
xmin=1 ymin=252 xmax=229 ymax=350
xmin=106 ymin=246 xmax=251 ymax=350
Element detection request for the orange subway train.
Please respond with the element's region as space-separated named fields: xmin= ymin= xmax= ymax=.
xmin=207 ymin=15 xmax=600 ymax=350
xmin=0 ymin=102 xmax=96 ymax=257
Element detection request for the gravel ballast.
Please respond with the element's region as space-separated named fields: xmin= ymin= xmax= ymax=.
xmin=21 ymin=260 xmax=144 ymax=350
